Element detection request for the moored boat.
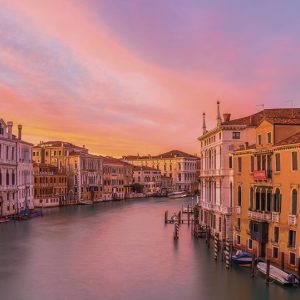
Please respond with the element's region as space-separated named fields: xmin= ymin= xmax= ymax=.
xmin=257 ymin=262 xmax=299 ymax=286
xmin=78 ymin=200 xmax=93 ymax=205
xmin=232 ymin=250 xmax=253 ymax=266
xmin=168 ymin=191 xmax=189 ymax=199
xmin=0 ymin=217 xmax=10 ymax=223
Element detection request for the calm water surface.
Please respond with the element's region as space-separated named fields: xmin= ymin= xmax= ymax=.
xmin=0 ymin=197 xmax=299 ymax=300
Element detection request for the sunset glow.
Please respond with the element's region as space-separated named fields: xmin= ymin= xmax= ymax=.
xmin=1 ymin=0 xmax=300 ymax=156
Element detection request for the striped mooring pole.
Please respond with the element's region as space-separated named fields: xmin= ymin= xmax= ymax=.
xmin=174 ymin=219 xmax=179 ymax=240
xmin=225 ymin=239 xmax=231 ymax=269
xmin=214 ymin=234 xmax=219 ymax=260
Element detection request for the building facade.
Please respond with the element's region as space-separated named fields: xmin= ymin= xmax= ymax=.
xmin=232 ymin=111 xmax=300 ymax=272
xmin=123 ymin=150 xmax=198 ymax=193
xmin=0 ymin=120 xmax=34 ymax=216
xmin=133 ymin=166 xmax=161 ymax=195
xmin=33 ymin=163 xmax=67 ymax=207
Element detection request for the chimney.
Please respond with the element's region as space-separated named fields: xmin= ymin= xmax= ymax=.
xmin=202 ymin=113 xmax=207 ymax=135
xmin=18 ymin=124 xmax=22 ymax=140
xmin=7 ymin=121 xmax=13 ymax=139
xmin=223 ymin=113 xmax=231 ymax=122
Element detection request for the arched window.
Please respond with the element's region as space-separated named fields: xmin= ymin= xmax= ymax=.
xmin=238 ymin=186 xmax=242 ymax=206
xmin=230 ymin=182 xmax=233 ymax=207
xmin=12 ymin=172 xmax=15 ymax=185
xmin=0 ymin=169 xmax=2 ymax=185
xmin=0 ymin=124 xmax=3 ymax=135
xmin=6 ymin=170 xmax=9 ymax=186
xmin=273 ymin=188 xmax=281 ymax=213
xmin=249 ymin=187 xmax=254 ymax=210
xmin=291 ymin=189 xmax=297 ymax=215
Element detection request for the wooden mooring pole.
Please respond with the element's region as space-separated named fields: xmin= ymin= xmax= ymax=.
xmin=214 ymin=234 xmax=219 ymax=260
xmin=164 ymin=210 xmax=168 ymax=224
xmin=173 ymin=220 xmax=179 ymax=240
xmin=266 ymin=259 xmax=271 ymax=284
xmin=251 ymin=254 xmax=256 ymax=277
xmin=178 ymin=211 xmax=182 ymax=224
xmin=225 ymin=239 xmax=230 ymax=269
xmin=187 ymin=204 xmax=190 ymax=226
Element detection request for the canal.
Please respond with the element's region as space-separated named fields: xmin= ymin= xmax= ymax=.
xmin=0 ymin=197 xmax=299 ymax=300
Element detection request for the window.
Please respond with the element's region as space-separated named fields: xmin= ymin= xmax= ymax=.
xmin=257 ymin=155 xmax=261 ymax=171
xmin=0 ymin=124 xmax=3 ymax=135
xmin=249 ymin=187 xmax=254 ymax=210
xmin=238 ymin=186 xmax=242 ymax=206
xmin=232 ymin=132 xmax=240 ymax=139
xmin=273 ymin=188 xmax=281 ymax=213
xmin=248 ymin=239 xmax=253 ymax=250
xmin=229 ymin=156 xmax=233 ymax=169
xmin=290 ymin=253 xmax=296 ymax=266
xmin=236 ymin=235 xmax=241 ymax=245
xmin=288 ymin=230 xmax=296 ymax=248
xmin=292 ymin=152 xmax=298 ymax=171
xmin=275 ymin=153 xmax=280 ymax=172
xmin=267 ymin=132 xmax=272 ymax=144
xmin=291 ymin=189 xmax=297 ymax=215
xmin=258 ymin=134 xmax=262 ymax=145
xmin=237 ymin=218 xmax=240 ymax=230
xmin=238 ymin=157 xmax=242 ymax=172
xmin=250 ymin=156 xmax=254 ymax=173
xmin=273 ymin=247 xmax=279 ymax=259
xmin=274 ymin=227 xmax=279 ymax=243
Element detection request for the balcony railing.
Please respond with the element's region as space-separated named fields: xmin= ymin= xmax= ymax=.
xmin=253 ymin=170 xmax=272 ymax=180
xmin=288 ymin=214 xmax=297 ymax=226
xmin=248 ymin=210 xmax=271 ymax=222
xmin=271 ymin=212 xmax=280 ymax=223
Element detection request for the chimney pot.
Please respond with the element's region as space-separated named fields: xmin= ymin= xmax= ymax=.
xmin=223 ymin=113 xmax=231 ymax=122
xmin=7 ymin=121 xmax=13 ymax=139
xmin=18 ymin=124 xmax=22 ymax=140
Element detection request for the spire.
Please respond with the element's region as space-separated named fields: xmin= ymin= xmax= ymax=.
xmin=217 ymin=100 xmax=222 ymax=126
xmin=202 ymin=113 xmax=207 ymax=135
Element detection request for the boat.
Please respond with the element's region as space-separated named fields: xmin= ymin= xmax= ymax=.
xmin=0 ymin=217 xmax=10 ymax=223
xmin=257 ymin=262 xmax=299 ymax=286
xmin=78 ymin=200 xmax=93 ymax=205
xmin=168 ymin=191 xmax=189 ymax=199
xmin=232 ymin=250 xmax=253 ymax=266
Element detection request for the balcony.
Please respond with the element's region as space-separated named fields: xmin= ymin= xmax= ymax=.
xmin=288 ymin=215 xmax=297 ymax=226
xmin=248 ymin=210 xmax=271 ymax=222
xmin=271 ymin=212 xmax=280 ymax=223
xmin=253 ymin=170 xmax=272 ymax=181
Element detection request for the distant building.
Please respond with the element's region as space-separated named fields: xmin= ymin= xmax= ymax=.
xmin=123 ymin=150 xmax=198 ymax=193
xmin=0 ymin=119 xmax=34 ymax=216
xmin=133 ymin=166 xmax=161 ymax=195
xmin=103 ymin=157 xmax=130 ymax=201
xmin=33 ymin=163 xmax=67 ymax=207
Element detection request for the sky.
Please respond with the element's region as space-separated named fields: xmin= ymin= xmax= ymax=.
xmin=1 ymin=0 xmax=300 ymax=157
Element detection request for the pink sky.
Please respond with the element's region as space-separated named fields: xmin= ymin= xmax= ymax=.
xmin=1 ymin=0 xmax=300 ymax=156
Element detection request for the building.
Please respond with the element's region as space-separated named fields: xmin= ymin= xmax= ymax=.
xmin=33 ymin=141 xmax=103 ymax=204
xmin=232 ymin=109 xmax=300 ymax=272
xmin=65 ymin=153 xmax=103 ymax=203
xmin=123 ymin=150 xmax=198 ymax=193
xmin=133 ymin=166 xmax=161 ymax=195
xmin=103 ymin=157 xmax=129 ymax=201
xmin=0 ymin=119 xmax=34 ymax=216
xmin=33 ymin=163 xmax=67 ymax=207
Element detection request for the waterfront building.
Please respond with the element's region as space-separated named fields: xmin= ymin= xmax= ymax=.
xmin=232 ymin=109 xmax=300 ymax=272
xmin=123 ymin=150 xmax=198 ymax=193
xmin=65 ymin=153 xmax=103 ymax=203
xmin=103 ymin=157 xmax=129 ymax=201
xmin=0 ymin=120 xmax=34 ymax=216
xmin=33 ymin=141 xmax=103 ymax=204
xmin=133 ymin=166 xmax=161 ymax=196
xmin=161 ymin=175 xmax=173 ymax=194
xmin=33 ymin=163 xmax=67 ymax=207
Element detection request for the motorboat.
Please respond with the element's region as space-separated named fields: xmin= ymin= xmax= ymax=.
xmin=0 ymin=217 xmax=10 ymax=223
xmin=168 ymin=191 xmax=189 ymax=199
xmin=232 ymin=250 xmax=253 ymax=266
xmin=78 ymin=200 xmax=93 ymax=205
xmin=257 ymin=262 xmax=299 ymax=286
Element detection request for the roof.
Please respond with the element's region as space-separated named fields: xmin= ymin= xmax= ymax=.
xmin=124 ymin=149 xmax=198 ymax=160
xmin=133 ymin=166 xmax=160 ymax=172
xmin=222 ymin=108 xmax=300 ymax=127
xmin=104 ymin=156 xmax=131 ymax=166
xmin=36 ymin=141 xmax=87 ymax=150
xmin=275 ymin=132 xmax=300 ymax=146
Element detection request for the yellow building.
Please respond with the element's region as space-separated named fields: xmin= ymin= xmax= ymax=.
xmin=103 ymin=157 xmax=132 ymax=201
xmin=232 ymin=111 xmax=300 ymax=272
xmin=123 ymin=150 xmax=198 ymax=193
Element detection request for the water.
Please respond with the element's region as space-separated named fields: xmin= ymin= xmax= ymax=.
xmin=0 ymin=197 xmax=299 ymax=300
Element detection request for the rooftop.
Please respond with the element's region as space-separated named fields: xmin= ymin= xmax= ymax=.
xmin=124 ymin=150 xmax=198 ymax=160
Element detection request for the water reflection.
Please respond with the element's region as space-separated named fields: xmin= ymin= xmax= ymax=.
xmin=0 ymin=197 xmax=299 ymax=300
